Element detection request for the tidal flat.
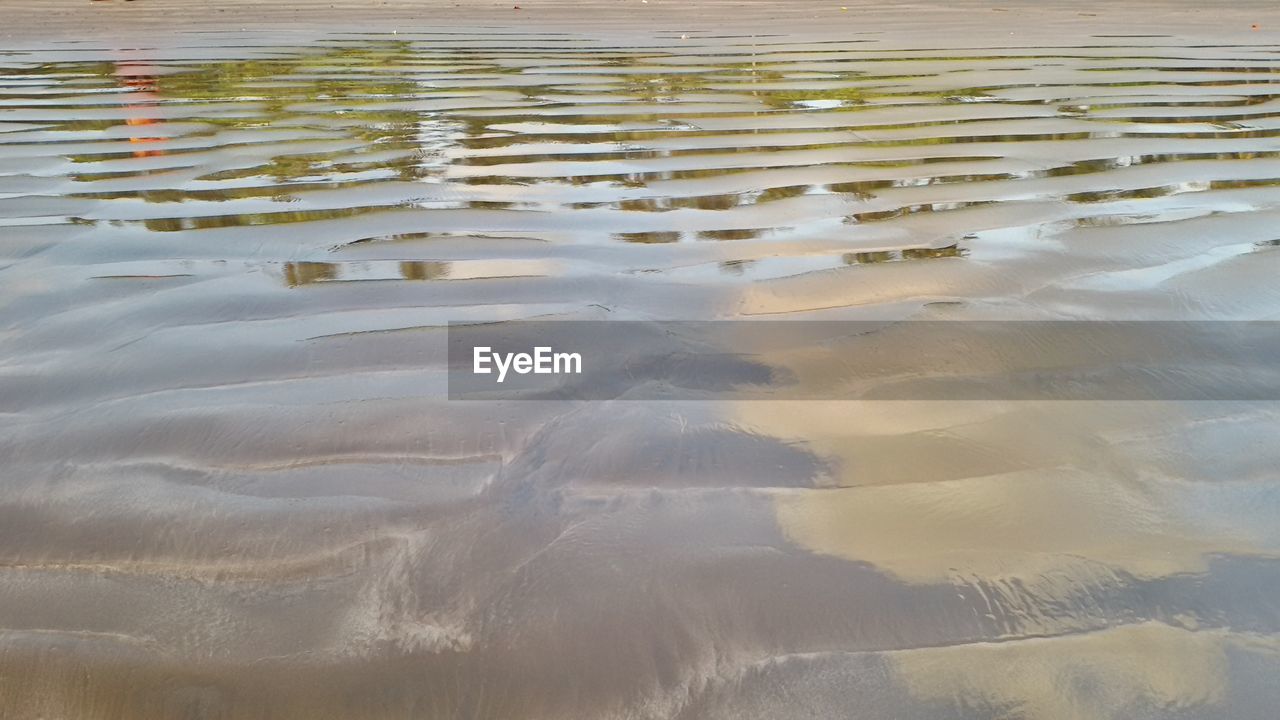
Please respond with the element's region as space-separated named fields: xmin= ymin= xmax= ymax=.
xmin=2 ymin=2 xmax=1280 ymax=718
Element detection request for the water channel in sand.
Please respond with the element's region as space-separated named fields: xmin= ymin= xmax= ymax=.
xmin=2 ymin=28 xmax=1280 ymax=719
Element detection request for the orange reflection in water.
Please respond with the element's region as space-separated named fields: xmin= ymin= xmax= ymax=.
xmin=115 ymin=62 xmax=164 ymax=157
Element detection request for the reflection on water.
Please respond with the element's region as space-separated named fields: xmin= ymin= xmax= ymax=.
xmin=845 ymin=242 xmax=965 ymax=264
xmin=115 ymin=63 xmax=166 ymax=158
xmin=3 ymin=29 xmax=1280 ymax=720
xmin=285 ymin=256 xmax=450 ymax=281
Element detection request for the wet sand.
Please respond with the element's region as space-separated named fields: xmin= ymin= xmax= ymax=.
xmin=2 ymin=1 xmax=1280 ymax=718
xmin=0 ymin=0 xmax=1273 ymax=38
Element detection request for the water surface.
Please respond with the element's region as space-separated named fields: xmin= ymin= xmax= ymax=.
xmin=2 ymin=31 xmax=1280 ymax=720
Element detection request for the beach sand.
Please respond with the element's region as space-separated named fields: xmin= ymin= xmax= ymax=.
xmin=1 ymin=0 xmax=1273 ymax=39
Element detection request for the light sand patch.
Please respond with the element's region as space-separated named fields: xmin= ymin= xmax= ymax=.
xmin=775 ymin=466 xmax=1268 ymax=582
xmin=891 ymin=623 xmax=1268 ymax=720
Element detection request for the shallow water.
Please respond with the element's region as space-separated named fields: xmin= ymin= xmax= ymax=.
xmin=2 ymin=30 xmax=1280 ymax=719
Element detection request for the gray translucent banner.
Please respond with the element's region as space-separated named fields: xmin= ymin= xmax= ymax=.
xmin=447 ymin=321 xmax=1280 ymax=401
